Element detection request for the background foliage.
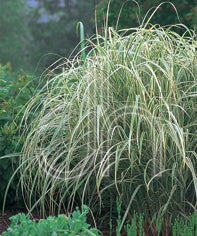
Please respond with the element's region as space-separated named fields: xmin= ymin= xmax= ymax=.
xmin=0 ymin=63 xmax=37 ymax=206
xmin=0 ymin=0 xmax=31 ymax=71
xmin=0 ymin=0 xmax=97 ymax=73
xmin=1 ymin=0 xmax=196 ymax=73
xmin=28 ymin=0 xmax=97 ymax=72
xmin=96 ymin=0 xmax=197 ymax=31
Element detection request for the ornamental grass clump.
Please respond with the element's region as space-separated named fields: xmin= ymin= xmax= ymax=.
xmin=7 ymin=22 xmax=197 ymax=228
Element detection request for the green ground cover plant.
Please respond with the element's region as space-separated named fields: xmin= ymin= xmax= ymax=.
xmin=116 ymin=197 xmax=196 ymax=235
xmin=3 ymin=8 xmax=197 ymax=235
xmin=0 ymin=63 xmax=38 ymax=206
xmin=2 ymin=205 xmax=101 ymax=236
xmin=2 ymin=204 xmax=196 ymax=235
xmin=171 ymin=211 xmax=197 ymax=236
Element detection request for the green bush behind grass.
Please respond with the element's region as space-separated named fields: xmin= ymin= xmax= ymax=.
xmin=0 ymin=63 xmax=38 ymax=206
xmin=96 ymin=0 xmax=197 ymax=31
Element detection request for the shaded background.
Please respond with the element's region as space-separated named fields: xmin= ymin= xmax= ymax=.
xmin=0 ymin=0 xmax=196 ymax=74
xmin=0 ymin=0 xmax=98 ymax=73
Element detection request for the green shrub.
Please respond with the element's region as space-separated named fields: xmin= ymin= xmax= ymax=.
xmin=0 ymin=63 xmax=37 ymax=206
xmin=2 ymin=205 xmax=101 ymax=236
xmin=96 ymin=0 xmax=197 ymax=31
xmin=7 ymin=19 xmax=197 ymax=229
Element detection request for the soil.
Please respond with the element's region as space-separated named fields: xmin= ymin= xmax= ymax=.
xmin=0 ymin=209 xmax=24 ymax=235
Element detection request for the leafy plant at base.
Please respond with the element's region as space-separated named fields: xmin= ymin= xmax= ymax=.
xmin=6 ymin=13 xmax=197 ymax=233
xmin=2 ymin=205 xmax=101 ymax=236
xmin=116 ymin=197 xmax=122 ymax=236
xmin=0 ymin=63 xmax=37 ymax=207
xmin=2 ymin=206 xmax=196 ymax=235
xmin=172 ymin=211 xmax=197 ymax=236
xmin=125 ymin=213 xmax=137 ymax=236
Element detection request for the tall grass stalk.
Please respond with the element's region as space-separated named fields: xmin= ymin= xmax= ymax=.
xmin=76 ymin=21 xmax=86 ymax=61
xmin=5 ymin=18 xmax=197 ymax=227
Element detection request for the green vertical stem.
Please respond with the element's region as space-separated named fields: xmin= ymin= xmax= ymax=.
xmin=77 ymin=21 xmax=86 ymax=61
